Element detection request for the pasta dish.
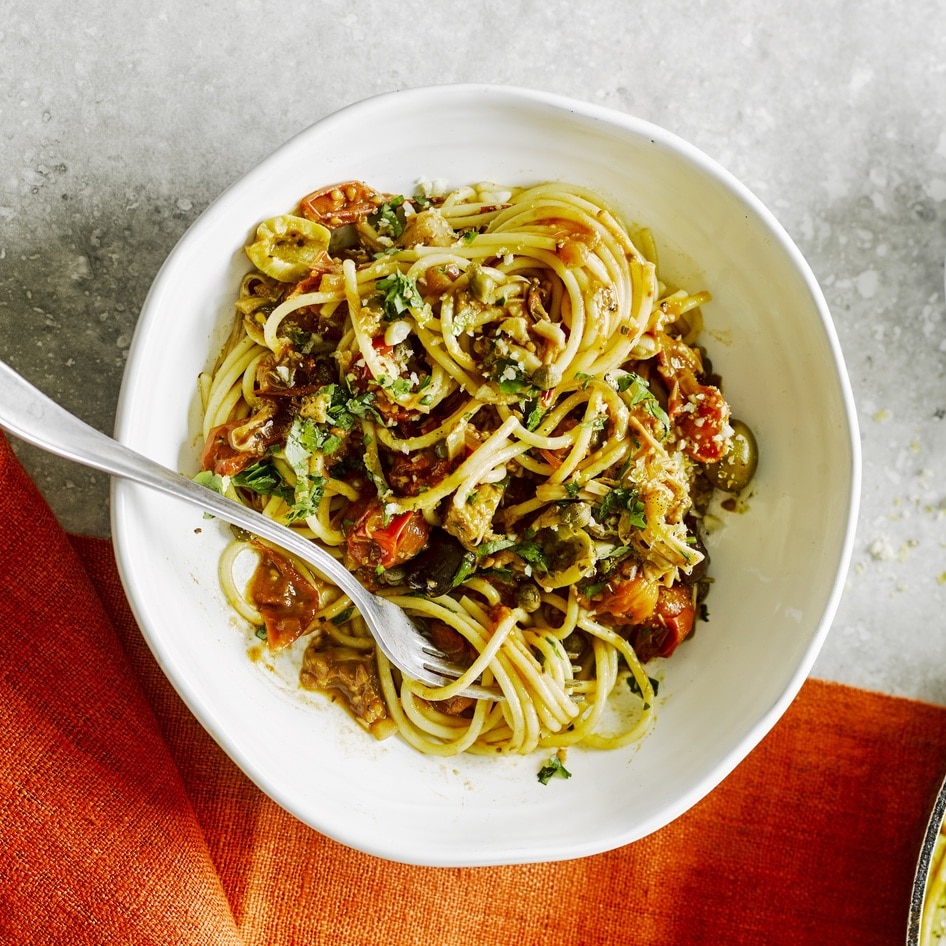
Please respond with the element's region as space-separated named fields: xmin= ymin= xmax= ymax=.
xmin=196 ymin=179 xmax=757 ymax=759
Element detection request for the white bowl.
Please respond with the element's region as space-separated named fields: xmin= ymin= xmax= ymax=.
xmin=112 ymin=85 xmax=860 ymax=866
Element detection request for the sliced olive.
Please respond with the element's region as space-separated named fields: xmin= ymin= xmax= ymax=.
xmin=245 ymin=214 xmax=331 ymax=282
xmin=705 ymin=419 xmax=758 ymax=494
xmin=535 ymin=526 xmax=596 ymax=590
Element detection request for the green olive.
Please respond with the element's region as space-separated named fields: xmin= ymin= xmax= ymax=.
xmin=706 ymin=419 xmax=758 ymax=494
xmin=245 ymin=214 xmax=331 ymax=282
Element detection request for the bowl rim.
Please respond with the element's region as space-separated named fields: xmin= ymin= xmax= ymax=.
xmin=111 ymin=83 xmax=862 ymax=865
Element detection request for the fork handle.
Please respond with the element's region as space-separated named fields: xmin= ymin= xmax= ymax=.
xmin=0 ymin=358 xmax=363 ymax=599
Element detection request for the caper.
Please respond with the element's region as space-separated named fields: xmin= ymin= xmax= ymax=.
xmin=531 ymin=364 xmax=562 ymax=391
xmin=705 ymin=419 xmax=758 ymax=494
xmin=559 ymin=500 xmax=591 ymax=529
xmin=515 ymin=583 xmax=542 ymax=612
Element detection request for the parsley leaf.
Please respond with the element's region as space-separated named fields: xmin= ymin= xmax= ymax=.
xmin=343 ymin=388 xmax=385 ymax=424
xmin=537 ymin=755 xmax=572 ymax=785
xmin=627 ymin=674 xmax=660 ymax=698
xmin=477 ymin=536 xmax=517 ymax=557
xmin=521 ymin=396 xmax=547 ymax=431
xmin=492 ymin=358 xmax=530 ymax=394
xmin=578 ymin=414 xmax=606 ymax=431
xmin=330 ymin=606 xmax=356 ymax=626
xmin=580 ymin=579 xmax=610 ymax=598
xmin=617 ymin=372 xmax=670 ymax=431
xmin=513 ymin=538 xmax=549 ymax=573
xmin=378 ymin=374 xmax=413 ymax=398
xmin=376 ymin=270 xmax=423 ymax=321
xmin=450 ymin=552 xmax=477 ymax=588
xmin=285 ymin=416 xmax=327 ymax=520
xmin=193 ymin=470 xmax=227 ymax=494
xmin=594 ymin=487 xmax=647 ymax=529
xmin=371 ymin=196 xmax=405 ymax=238
xmin=232 ymin=461 xmax=293 ymax=501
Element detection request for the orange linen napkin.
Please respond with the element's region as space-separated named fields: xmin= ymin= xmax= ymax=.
xmin=1 ymin=427 xmax=944 ymax=946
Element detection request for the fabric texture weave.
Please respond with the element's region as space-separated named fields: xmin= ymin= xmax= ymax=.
xmin=0 ymin=432 xmax=940 ymax=945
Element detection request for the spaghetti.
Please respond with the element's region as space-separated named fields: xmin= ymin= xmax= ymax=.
xmin=196 ymin=179 xmax=754 ymax=758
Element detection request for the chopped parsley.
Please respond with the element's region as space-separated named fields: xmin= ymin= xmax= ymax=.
xmin=475 ymin=533 xmax=550 ymax=573
xmin=371 ymin=196 xmax=406 ymax=238
xmin=599 ymin=544 xmax=633 ymax=564
xmin=287 ymin=414 xmax=342 ymax=457
xmin=617 ymin=372 xmax=670 ymax=432
xmin=627 ymin=674 xmax=660 ymax=698
xmin=377 ymin=374 xmax=414 ymax=398
xmin=320 ymin=382 xmax=385 ymax=428
xmin=594 ymin=487 xmax=647 ymax=529
xmin=450 ymin=552 xmax=477 ymax=588
xmin=492 ymin=358 xmax=530 ymax=394
xmin=537 ymin=755 xmax=572 ymax=785
xmin=232 ymin=461 xmax=294 ymax=502
xmin=477 ymin=536 xmax=517 ymax=557
xmin=285 ymin=416 xmax=328 ymax=520
xmin=578 ymin=414 xmax=606 ymax=431
xmin=580 ymin=578 xmax=610 ymax=598
xmin=376 ymin=270 xmax=423 ymax=321
xmin=520 ymin=396 xmax=547 ymax=431
xmin=193 ymin=470 xmax=226 ymax=494
xmin=513 ymin=537 xmax=549 ymax=574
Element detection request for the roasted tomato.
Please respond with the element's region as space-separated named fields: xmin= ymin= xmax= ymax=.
xmin=387 ymin=448 xmax=457 ymax=497
xmin=343 ymin=497 xmax=430 ymax=571
xmin=625 ymin=584 xmax=696 ymax=662
xmin=200 ymin=401 xmax=284 ymax=477
xmin=255 ymin=351 xmax=337 ymax=398
xmin=656 ymin=336 xmax=731 ymax=464
xmin=249 ymin=543 xmax=324 ymax=651
xmin=673 ymin=383 xmax=731 ymax=464
xmin=298 ymin=180 xmax=387 ymax=228
xmin=201 ymin=420 xmax=253 ymax=477
xmin=200 ymin=419 xmax=268 ymax=477
xmin=593 ymin=573 xmax=661 ymax=625
xmin=428 ymin=619 xmax=477 ymax=666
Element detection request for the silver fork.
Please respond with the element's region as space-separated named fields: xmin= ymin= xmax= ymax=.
xmin=0 ymin=358 xmax=499 ymax=701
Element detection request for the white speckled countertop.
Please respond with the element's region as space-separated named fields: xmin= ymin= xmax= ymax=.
xmin=1 ymin=1 xmax=944 ymax=703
